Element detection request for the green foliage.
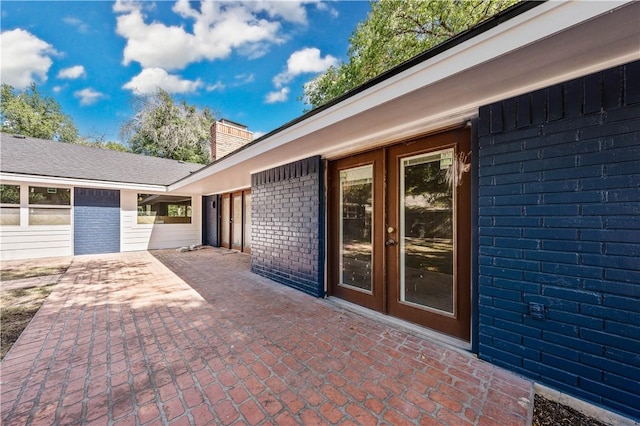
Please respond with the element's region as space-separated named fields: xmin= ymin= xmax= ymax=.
xmin=101 ymin=141 xmax=131 ymax=152
xmin=0 ymin=83 xmax=79 ymax=142
xmin=0 ymin=83 xmax=129 ymax=152
xmin=72 ymin=136 xmax=132 ymax=153
xmin=404 ymin=160 xmax=451 ymax=208
xmin=0 ymin=184 xmax=20 ymax=204
xmin=304 ymin=0 xmax=518 ymax=109
xmin=120 ymin=89 xmax=215 ymax=164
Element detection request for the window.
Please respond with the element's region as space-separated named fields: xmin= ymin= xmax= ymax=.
xmin=137 ymin=194 xmax=192 ymax=224
xmin=28 ymin=186 xmax=71 ymax=225
xmin=0 ymin=184 xmax=20 ymax=225
xmin=29 ymin=186 xmax=71 ymax=205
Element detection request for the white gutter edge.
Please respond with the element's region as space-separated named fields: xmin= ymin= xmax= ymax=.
xmin=0 ymin=172 xmax=169 ymax=193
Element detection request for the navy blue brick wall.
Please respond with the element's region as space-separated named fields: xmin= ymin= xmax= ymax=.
xmin=251 ymin=156 xmax=325 ymax=297
xmin=477 ymin=61 xmax=640 ymax=420
xmin=74 ymin=188 xmax=120 ymax=255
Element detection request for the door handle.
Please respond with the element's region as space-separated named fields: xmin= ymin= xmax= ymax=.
xmin=385 ymin=239 xmax=397 ymax=246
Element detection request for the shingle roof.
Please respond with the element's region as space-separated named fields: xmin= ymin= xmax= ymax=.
xmin=0 ymin=133 xmax=204 ymax=186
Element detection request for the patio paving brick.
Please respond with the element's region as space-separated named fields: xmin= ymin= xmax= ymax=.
xmin=1 ymin=248 xmax=533 ymax=425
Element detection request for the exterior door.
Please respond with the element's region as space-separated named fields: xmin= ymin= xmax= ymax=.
xmin=328 ymin=150 xmax=384 ymax=312
xmin=231 ymin=191 xmax=243 ymax=251
xmin=220 ymin=194 xmax=230 ymax=248
xmin=329 ymin=128 xmax=470 ymax=340
xmin=219 ymin=190 xmax=251 ymax=253
xmin=243 ymin=191 xmax=252 ymax=253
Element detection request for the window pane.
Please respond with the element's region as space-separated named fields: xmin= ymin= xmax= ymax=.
xmin=137 ymin=194 xmax=191 ymax=224
xmin=0 ymin=185 xmax=20 ymax=204
xmin=339 ymin=165 xmax=373 ymax=292
xmin=0 ymin=207 xmax=20 ymax=225
xmin=400 ymin=149 xmax=454 ymax=314
xmin=29 ymin=187 xmax=70 ymax=205
xmin=29 ymin=208 xmax=71 ymax=225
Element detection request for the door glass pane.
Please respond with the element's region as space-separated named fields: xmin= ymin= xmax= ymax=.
xmin=339 ymin=165 xmax=373 ymax=292
xmin=243 ymin=193 xmax=251 ymax=250
xmin=400 ymin=149 xmax=454 ymax=314
xmin=221 ymin=196 xmax=230 ymax=246
xmin=232 ymin=194 xmax=242 ymax=247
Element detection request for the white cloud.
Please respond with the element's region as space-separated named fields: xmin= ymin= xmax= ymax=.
xmin=265 ymin=87 xmax=290 ymax=104
xmin=0 ymin=29 xmax=57 ymax=88
xmin=243 ymin=1 xmax=308 ymax=25
xmin=53 ymin=86 xmax=63 ymax=93
xmin=113 ymin=0 xmax=140 ymax=13
xmin=315 ymin=2 xmax=339 ymax=18
xmin=234 ymin=73 xmax=255 ymax=85
xmin=123 ymin=68 xmax=202 ymax=95
xmin=58 ymin=65 xmax=86 ymax=79
xmin=74 ymin=88 xmax=104 ymax=106
xmin=114 ymin=0 xmax=311 ymax=71
xmin=63 ymin=17 xmax=90 ymax=33
xmin=273 ymin=47 xmax=337 ymax=88
xmin=206 ymin=81 xmax=225 ymax=92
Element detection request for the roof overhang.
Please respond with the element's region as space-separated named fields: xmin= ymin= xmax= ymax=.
xmin=170 ymin=1 xmax=640 ymax=195
xmin=0 ymin=172 xmax=168 ymax=193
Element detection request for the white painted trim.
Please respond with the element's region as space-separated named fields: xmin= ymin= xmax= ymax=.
xmin=201 ymin=185 xmax=250 ymax=197
xmin=1 ymin=173 xmax=167 ymax=192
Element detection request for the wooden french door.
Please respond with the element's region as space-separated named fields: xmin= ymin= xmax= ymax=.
xmin=328 ymin=128 xmax=471 ymax=340
xmin=328 ymin=150 xmax=385 ymax=312
xmin=220 ymin=190 xmax=251 ymax=253
xmin=220 ymin=194 xmax=231 ymax=248
xmin=231 ymin=191 xmax=243 ymax=251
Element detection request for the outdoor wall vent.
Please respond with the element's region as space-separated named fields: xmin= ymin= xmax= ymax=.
xmin=529 ymin=302 xmax=546 ymax=319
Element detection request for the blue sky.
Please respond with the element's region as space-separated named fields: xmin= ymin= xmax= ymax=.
xmin=1 ymin=1 xmax=371 ymax=142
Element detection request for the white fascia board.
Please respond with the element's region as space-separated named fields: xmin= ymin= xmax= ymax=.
xmin=306 ymin=1 xmax=632 ymax=125
xmin=0 ymin=173 xmax=168 ymax=192
xmin=170 ymin=1 xmax=633 ymax=192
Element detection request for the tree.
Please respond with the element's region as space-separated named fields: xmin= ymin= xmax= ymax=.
xmin=72 ymin=133 xmax=132 ymax=153
xmin=120 ymin=89 xmax=215 ymax=164
xmin=304 ymin=0 xmax=517 ymax=109
xmin=1 ymin=83 xmax=79 ymax=142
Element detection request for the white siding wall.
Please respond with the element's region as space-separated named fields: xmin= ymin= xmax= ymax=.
xmin=0 ymin=185 xmax=202 ymax=260
xmin=0 ymin=183 xmax=73 ymax=261
xmin=120 ymin=190 xmax=201 ymax=251
xmin=0 ymin=227 xmax=73 ymax=260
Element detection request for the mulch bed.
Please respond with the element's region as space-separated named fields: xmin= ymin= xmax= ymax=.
xmin=533 ymin=394 xmax=609 ymax=426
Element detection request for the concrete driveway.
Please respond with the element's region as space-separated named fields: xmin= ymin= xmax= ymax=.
xmin=1 ymin=248 xmax=532 ymax=425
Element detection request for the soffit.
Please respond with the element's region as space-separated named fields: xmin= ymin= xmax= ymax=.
xmin=171 ymin=1 xmax=640 ymax=195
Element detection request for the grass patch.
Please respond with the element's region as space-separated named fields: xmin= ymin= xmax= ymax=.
xmin=0 ymin=285 xmax=55 ymax=360
xmin=1 ymin=265 xmax=68 ymax=281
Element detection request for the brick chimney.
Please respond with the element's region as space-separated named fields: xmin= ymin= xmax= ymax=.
xmin=210 ymin=119 xmax=253 ymax=162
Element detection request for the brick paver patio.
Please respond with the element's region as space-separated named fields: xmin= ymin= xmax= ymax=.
xmin=1 ymin=248 xmax=533 ymax=425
